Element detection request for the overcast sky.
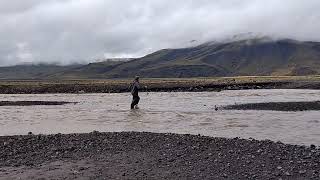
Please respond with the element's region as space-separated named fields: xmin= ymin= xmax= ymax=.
xmin=0 ymin=0 xmax=319 ymax=66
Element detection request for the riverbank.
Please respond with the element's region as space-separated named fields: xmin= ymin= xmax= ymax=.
xmin=0 ymin=132 xmax=319 ymax=179
xmin=1 ymin=76 xmax=320 ymax=94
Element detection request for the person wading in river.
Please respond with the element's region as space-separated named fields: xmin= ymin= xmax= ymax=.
xmin=130 ymin=76 xmax=140 ymax=109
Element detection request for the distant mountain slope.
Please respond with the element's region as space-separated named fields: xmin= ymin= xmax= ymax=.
xmin=0 ymin=59 xmax=130 ymax=80
xmin=99 ymin=38 xmax=320 ymax=78
xmin=0 ymin=64 xmax=81 ymax=80
xmin=48 ymin=60 xmax=125 ymax=79
xmin=1 ymin=38 xmax=320 ymax=79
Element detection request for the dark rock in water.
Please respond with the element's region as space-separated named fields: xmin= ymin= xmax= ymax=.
xmin=28 ymin=132 xmax=33 ymax=135
xmin=91 ymin=130 xmax=100 ymax=134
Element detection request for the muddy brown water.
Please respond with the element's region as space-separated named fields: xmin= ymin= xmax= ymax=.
xmin=0 ymin=89 xmax=320 ymax=145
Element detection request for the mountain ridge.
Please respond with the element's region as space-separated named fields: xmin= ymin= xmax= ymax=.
xmin=1 ymin=38 xmax=320 ymax=79
xmin=95 ymin=38 xmax=320 ymax=78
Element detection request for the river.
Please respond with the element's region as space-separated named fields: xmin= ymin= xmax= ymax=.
xmin=0 ymin=89 xmax=320 ymax=145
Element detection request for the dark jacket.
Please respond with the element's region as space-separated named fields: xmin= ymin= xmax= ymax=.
xmin=130 ymin=80 xmax=140 ymax=96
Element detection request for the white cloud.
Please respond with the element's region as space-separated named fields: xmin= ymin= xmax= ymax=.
xmin=0 ymin=0 xmax=319 ymax=66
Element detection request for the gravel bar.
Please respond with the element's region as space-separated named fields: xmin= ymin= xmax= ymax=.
xmin=0 ymin=101 xmax=76 ymax=106
xmin=223 ymin=101 xmax=320 ymax=111
xmin=0 ymin=132 xmax=320 ymax=179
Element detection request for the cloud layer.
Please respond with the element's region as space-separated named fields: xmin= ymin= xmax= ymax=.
xmin=0 ymin=0 xmax=319 ymax=66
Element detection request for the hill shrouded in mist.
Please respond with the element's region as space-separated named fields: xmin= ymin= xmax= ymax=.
xmin=0 ymin=64 xmax=82 ymax=80
xmin=1 ymin=38 xmax=320 ymax=79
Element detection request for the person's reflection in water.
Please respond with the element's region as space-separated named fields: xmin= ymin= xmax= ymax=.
xmin=128 ymin=109 xmax=143 ymax=118
xmin=125 ymin=109 xmax=147 ymax=131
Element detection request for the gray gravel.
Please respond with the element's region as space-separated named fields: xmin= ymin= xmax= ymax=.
xmin=0 ymin=101 xmax=76 ymax=106
xmin=223 ymin=101 xmax=320 ymax=111
xmin=0 ymin=132 xmax=319 ymax=179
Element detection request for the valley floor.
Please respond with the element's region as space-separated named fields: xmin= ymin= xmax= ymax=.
xmin=0 ymin=132 xmax=319 ymax=180
xmin=0 ymin=76 xmax=320 ymax=94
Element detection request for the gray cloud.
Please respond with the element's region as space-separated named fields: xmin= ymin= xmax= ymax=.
xmin=0 ymin=0 xmax=319 ymax=66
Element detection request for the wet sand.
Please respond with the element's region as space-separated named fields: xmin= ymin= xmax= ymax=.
xmin=0 ymin=132 xmax=319 ymax=179
xmin=223 ymin=101 xmax=320 ymax=111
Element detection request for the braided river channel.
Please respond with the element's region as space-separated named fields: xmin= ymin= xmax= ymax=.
xmin=1 ymin=89 xmax=320 ymax=145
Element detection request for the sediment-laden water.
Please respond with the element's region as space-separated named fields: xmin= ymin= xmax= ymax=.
xmin=0 ymin=89 xmax=320 ymax=145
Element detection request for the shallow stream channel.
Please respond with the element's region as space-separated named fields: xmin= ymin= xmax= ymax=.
xmin=1 ymin=89 xmax=320 ymax=145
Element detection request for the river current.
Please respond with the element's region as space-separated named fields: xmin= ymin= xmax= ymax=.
xmin=0 ymin=89 xmax=320 ymax=145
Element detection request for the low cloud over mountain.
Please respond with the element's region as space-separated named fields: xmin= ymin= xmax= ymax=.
xmin=2 ymin=38 xmax=320 ymax=79
xmin=0 ymin=0 xmax=319 ymax=66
